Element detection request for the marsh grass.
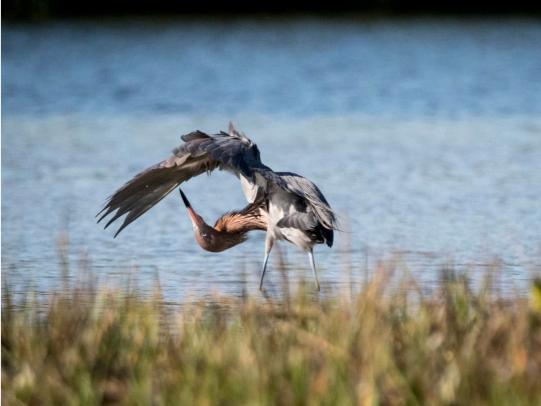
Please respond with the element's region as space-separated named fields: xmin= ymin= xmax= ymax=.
xmin=2 ymin=262 xmax=541 ymax=405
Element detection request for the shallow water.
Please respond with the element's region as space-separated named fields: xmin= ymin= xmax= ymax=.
xmin=2 ymin=18 xmax=541 ymax=300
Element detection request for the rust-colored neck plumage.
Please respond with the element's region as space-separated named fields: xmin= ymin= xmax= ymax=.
xmin=213 ymin=201 xmax=267 ymax=234
xmin=179 ymin=188 xmax=267 ymax=253
xmin=191 ymin=200 xmax=267 ymax=253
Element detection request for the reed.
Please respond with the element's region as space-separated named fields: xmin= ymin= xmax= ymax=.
xmin=3 ymin=265 xmax=541 ymax=405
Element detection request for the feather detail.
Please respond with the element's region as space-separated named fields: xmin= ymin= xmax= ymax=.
xmin=97 ymin=128 xmax=267 ymax=236
xmin=213 ymin=200 xmax=267 ymax=234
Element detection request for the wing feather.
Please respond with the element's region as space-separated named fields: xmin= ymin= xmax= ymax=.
xmin=276 ymin=212 xmax=318 ymax=230
xmin=97 ymin=129 xmax=265 ymax=236
xmin=269 ymin=171 xmax=337 ymax=230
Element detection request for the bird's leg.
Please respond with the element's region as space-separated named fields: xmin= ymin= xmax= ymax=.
xmin=308 ymin=249 xmax=320 ymax=291
xmin=259 ymin=236 xmax=274 ymax=291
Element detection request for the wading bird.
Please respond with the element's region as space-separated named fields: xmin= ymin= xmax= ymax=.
xmin=97 ymin=123 xmax=337 ymax=290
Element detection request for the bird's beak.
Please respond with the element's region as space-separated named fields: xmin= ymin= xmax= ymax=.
xmin=179 ymin=188 xmax=203 ymax=227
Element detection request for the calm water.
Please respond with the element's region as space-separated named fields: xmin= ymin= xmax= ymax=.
xmin=2 ymin=18 xmax=541 ymax=300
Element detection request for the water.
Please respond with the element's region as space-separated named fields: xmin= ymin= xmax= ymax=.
xmin=2 ymin=18 xmax=541 ymax=300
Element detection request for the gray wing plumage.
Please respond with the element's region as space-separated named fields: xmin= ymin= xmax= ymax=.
xmin=273 ymin=172 xmax=338 ymax=231
xmin=276 ymin=212 xmax=318 ymax=230
xmin=97 ymin=129 xmax=265 ymax=237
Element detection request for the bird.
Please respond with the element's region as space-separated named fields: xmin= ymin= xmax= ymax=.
xmin=178 ymin=187 xmax=267 ymax=253
xmin=97 ymin=122 xmax=337 ymax=290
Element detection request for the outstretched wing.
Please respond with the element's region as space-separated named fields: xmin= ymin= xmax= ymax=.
xmin=97 ymin=128 xmax=266 ymax=237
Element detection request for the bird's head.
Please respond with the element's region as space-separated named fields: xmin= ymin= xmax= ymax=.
xmin=179 ymin=188 xmax=205 ymax=230
xmin=179 ymin=188 xmax=249 ymax=253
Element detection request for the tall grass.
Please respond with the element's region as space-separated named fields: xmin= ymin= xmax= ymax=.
xmin=3 ymin=264 xmax=541 ymax=405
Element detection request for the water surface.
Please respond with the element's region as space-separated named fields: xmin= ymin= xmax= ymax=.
xmin=2 ymin=18 xmax=541 ymax=300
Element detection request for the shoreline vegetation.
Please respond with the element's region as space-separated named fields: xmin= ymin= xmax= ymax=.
xmin=4 ymin=0 xmax=541 ymax=20
xmin=3 ymin=260 xmax=541 ymax=404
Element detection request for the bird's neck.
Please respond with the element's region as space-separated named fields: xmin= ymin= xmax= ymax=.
xmin=192 ymin=201 xmax=267 ymax=253
xmin=213 ymin=201 xmax=267 ymax=234
xmin=194 ymin=222 xmax=248 ymax=253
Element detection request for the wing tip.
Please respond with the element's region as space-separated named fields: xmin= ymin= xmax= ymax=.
xmin=228 ymin=121 xmax=236 ymax=135
xmin=181 ymin=130 xmax=210 ymax=142
xmin=96 ymin=208 xmax=111 ymax=224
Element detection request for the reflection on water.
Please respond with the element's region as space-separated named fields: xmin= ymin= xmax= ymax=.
xmin=2 ymin=18 xmax=541 ymax=300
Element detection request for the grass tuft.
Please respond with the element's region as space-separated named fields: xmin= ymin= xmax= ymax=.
xmin=3 ymin=266 xmax=541 ymax=405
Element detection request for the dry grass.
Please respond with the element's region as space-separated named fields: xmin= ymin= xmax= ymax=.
xmin=3 ymin=264 xmax=541 ymax=405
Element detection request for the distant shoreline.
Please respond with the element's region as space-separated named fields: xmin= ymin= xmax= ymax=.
xmin=4 ymin=0 xmax=541 ymax=21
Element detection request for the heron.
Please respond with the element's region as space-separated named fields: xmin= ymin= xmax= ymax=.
xmin=97 ymin=123 xmax=337 ymax=290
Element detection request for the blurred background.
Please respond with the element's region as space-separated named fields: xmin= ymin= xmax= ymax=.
xmin=2 ymin=2 xmax=541 ymax=301
xmin=3 ymin=0 xmax=541 ymax=19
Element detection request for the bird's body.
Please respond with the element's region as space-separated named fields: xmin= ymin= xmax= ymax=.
xmin=266 ymin=172 xmax=334 ymax=249
xmin=98 ymin=123 xmax=337 ymax=290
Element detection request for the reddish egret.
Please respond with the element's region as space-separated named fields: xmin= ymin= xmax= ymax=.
xmin=98 ymin=123 xmax=337 ymax=290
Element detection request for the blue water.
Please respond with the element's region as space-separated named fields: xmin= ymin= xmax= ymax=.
xmin=2 ymin=18 xmax=541 ymax=300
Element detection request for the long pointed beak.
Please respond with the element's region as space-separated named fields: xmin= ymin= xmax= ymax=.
xmin=179 ymin=188 xmax=191 ymax=208
xmin=179 ymin=188 xmax=203 ymax=226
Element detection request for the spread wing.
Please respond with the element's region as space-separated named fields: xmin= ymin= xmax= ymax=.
xmin=97 ymin=127 xmax=267 ymax=237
